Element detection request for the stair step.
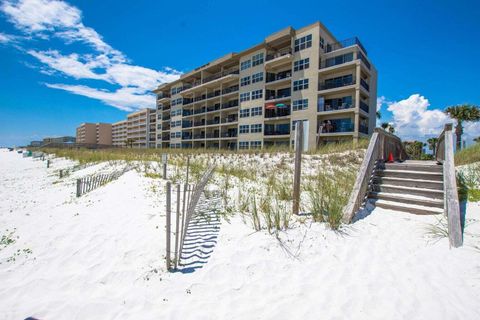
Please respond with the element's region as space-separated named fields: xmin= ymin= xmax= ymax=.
xmin=373 ymin=176 xmax=444 ymax=190
xmin=369 ymin=192 xmax=444 ymax=208
xmin=378 ymin=169 xmax=443 ymax=181
xmin=371 ymin=199 xmax=444 ymax=215
xmin=383 ymin=163 xmax=443 ymax=172
xmin=372 ymin=184 xmax=444 ymax=199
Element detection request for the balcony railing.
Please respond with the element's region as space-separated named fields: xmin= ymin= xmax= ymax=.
xmin=318 ymin=101 xmax=354 ymax=112
xmin=360 ymin=101 xmax=369 ymax=113
xmin=157 ymin=93 xmax=171 ymax=100
xmin=266 ymin=70 xmax=292 ymax=83
xmin=265 ymin=89 xmax=291 ymax=101
xmin=221 ymin=117 xmax=238 ymax=124
xmin=207 ymin=90 xmax=221 ymax=99
xmin=202 ymin=67 xmax=239 ymax=84
xmin=183 ymin=110 xmax=192 ymax=116
xmin=221 ymin=131 xmax=238 ymax=138
xmin=221 ymin=99 xmax=239 ymax=109
xmin=319 ymin=76 xmax=355 ymax=90
xmin=206 ymin=119 xmax=220 ymax=125
xmin=206 ymin=132 xmax=220 ymax=138
xmin=319 ymin=121 xmax=354 ymax=133
xmin=194 ymin=121 xmax=205 ymax=127
xmin=182 ymin=135 xmax=192 ymax=140
xmin=264 ymin=130 xmax=290 ymax=136
xmin=266 ymin=48 xmax=292 ymax=61
xmin=194 ymin=107 xmax=206 ymax=115
xmin=265 ymin=107 xmax=291 ymax=118
xmin=325 ymin=37 xmax=367 ymax=55
xmin=182 ymin=121 xmax=192 ymax=129
xmin=360 ymin=78 xmax=370 ymax=91
xmin=222 ymin=85 xmax=239 ymax=95
xmin=194 ymin=133 xmax=206 ymax=139
xmin=206 ymin=103 xmax=221 ymax=112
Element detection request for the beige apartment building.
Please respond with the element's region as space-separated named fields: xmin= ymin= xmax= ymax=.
xmin=76 ymin=123 xmax=112 ymax=146
xmin=153 ymin=21 xmax=376 ymax=151
xmin=112 ymin=120 xmax=127 ymax=147
xmin=126 ymin=108 xmax=156 ymax=148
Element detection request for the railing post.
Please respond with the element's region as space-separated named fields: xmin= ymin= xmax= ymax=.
xmin=166 ymin=181 xmax=172 ymax=270
xmin=162 ymin=154 xmax=168 ymax=179
xmin=76 ymin=179 xmax=81 ymax=197
xmin=174 ymin=183 xmax=181 ymax=269
xmin=292 ymin=121 xmax=303 ymax=216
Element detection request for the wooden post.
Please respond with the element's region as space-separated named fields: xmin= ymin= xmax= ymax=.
xmin=162 ymin=154 xmax=168 ymax=179
xmin=76 ymin=179 xmax=81 ymax=197
xmin=165 ymin=181 xmax=172 ymax=270
xmin=59 ymin=169 xmax=63 ymax=178
xmin=292 ymin=121 xmax=303 ymax=215
xmin=47 ymin=159 xmax=50 ymax=168
xmin=174 ymin=183 xmax=181 ymax=269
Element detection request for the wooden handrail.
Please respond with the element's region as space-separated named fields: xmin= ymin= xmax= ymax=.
xmin=342 ymin=128 xmax=408 ymax=223
xmin=436 ymin=124 xmax=462 ymax=247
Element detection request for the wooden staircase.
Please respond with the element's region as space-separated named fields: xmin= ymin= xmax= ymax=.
xmin=368 ymin=160 xmax=444 ymax=215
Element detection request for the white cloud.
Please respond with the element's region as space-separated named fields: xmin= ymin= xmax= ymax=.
xmin=376 ymin=95 xmax=386 ymax=111
xmin=387 ymin=94 xmax=449 ymax=141
xmin=1 ymin=0 xmax=181 ymax=111
xmin=0 ymin=32 xmax=14 ymax=43
xmin=45 ymin=83 xmax=156 ymax=112
xmin=386 ymin=94 xmax=480 ymax=145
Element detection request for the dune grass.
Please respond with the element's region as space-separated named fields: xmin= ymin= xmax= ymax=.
xmin=455 ymin=143 xmax=480 ymax=166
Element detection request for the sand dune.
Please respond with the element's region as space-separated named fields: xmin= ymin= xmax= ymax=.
xmin=1 ymin=149 xmax=479 ymax=319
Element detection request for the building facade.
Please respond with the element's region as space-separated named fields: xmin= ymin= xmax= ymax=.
xmin=112 ymin=120 xmax=127 ymax=147
xmin=153 ymin=22 xmax=376 ymax=151
xmin=76 ymin=123 xmax=112 ymax=146
xmin=126 ymin=109 xmax=156 ymax=148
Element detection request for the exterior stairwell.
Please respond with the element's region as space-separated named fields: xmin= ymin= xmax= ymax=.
xmin=368 ymin=160 xmax=444 ymax=215
xmin=343 ymin=124 xmax=462 ymax=248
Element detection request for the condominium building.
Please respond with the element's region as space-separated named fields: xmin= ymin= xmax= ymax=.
xmin=153 ymin=21 xmax=377 ymax=151
xmin=76 ymin=123 xmax=112 ymax=146
xmin=112 ymin=120 xmax=127 ymax=147
xmin=126 ymin=108 xmax=156 ymax=148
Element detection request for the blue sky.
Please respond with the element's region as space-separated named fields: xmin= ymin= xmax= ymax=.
xmin=0 ymin=0 xmax=479 ymax=146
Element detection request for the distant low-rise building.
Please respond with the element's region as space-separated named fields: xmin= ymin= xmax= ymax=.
xmin=126 ymin=109 xmax=156 ymax=148
xmin=43 ymin=136 xmax=76 ymax=145
xmin=29 ymin=141 xmax=43 ymax=147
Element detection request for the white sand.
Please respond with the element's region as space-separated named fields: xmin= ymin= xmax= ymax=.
xmin=1 ymin=149 xmax=480 ymax=319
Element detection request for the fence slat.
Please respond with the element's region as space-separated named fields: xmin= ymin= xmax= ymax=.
xmin=166 ymin=181 xmax=172 ymax=271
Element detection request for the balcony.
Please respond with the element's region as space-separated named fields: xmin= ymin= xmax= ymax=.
xmin=206 ymin=132 xmax=220 ymax=138
xmin=265 ymin=88 xmax=291 ymax=101
xmin=182 ymin=134 xmax=193 ymax=140
xmin=318 ymin=119 xmax=354 ymax=134
xmin=266 ymin=48 xmax=292 ymax=62
xmin=207 ymin=90 xmax=221 ymax=99
xmin=221 ymin=116 xmax=238 ymax=124
xmin=206 ymin=119 xmax=220 ymax=126
xmin=162 ymin=116 xmax=171 ymax=121
xmin=194 ymin=133 xmax=206 ymax=139
xmin=222 ymin=85 xmax=239 ymax=95
xmin=325 ymin=37 xmax=367 ymax=55
xmin=319 ymin=76 xmax=355 ymax=91
xmin=194 ymin=121 xmax=205 ymax=127
xmin=318 ymin=98 xmax=354 ymax=112
xmin=183 ymin=110 xmax=192 ymax=116
xmin=206 ymin=103 xmax=221 ymax=113
xmin=221 ymin=99 xmax=239 ymax=110
xmin=182 ymin=67 xmax=239 ymax=93
xmin=360 ymin=101 xmax=369 ymax=113
xmin=265 ymin=104 xmax=291 ymax=118
xmin=221 ymin=131 xmax=238 ymax=138
xmin=266 ymin=70 xmax=292 ymax=84
xmin=182 ymin=121 xmax=193 ymax=129
xmin=360 ymin=78 xmax=370 ymax=91
xmin=194 ymin=107 xmax=206 ymax=115
xmin=265 ymin=48 xmax=293 ymax=68
xmin=264 ymin=124 xmax=290 ymax=136
xmin=360 ymin=124 xmax=369 ymax=135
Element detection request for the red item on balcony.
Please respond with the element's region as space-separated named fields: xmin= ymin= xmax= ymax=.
xmin=265 ymin=103 xmax=276 ymax=110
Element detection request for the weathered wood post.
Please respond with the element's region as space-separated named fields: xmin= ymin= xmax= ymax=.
xmin=174 ymin=183 xmax=181 ymax=269
xmin=165 ymin=181 xmax=172 ymax=271
xmin=292 ymin=121 xmax=303 ymax=215
xmin=162 ymin=154 xmax=168 ymax=179
xmin=47 ymin=159 xmax=50 ymax=168
xmin=76 ymin=179 xmax=81 ymax=197
xmin=59 ymin=169 xmax=63 ymax=178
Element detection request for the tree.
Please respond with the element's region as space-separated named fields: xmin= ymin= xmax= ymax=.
xmin=474 ymin=137 xmax=480 ymax=144
xmin=403 ymin=141 xmax=424 ymax=160
xmin=381 ymin=122 xmax=395 ymax=134
xmin=376 ymin=110 xmax=381 ymax=120
xmin=427 ymin=137 xmax=438 ymax=155
xmin=444 ymin=104 xmax=480 ymax=150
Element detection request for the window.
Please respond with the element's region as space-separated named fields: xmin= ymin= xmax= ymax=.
xmin=171 ymin=98 xmax=183 ymax=106
xmin=241 ymin=60 xmax=251 ymax=70
xmin=252 ymin=72 xmax=264 ymax=83
xmin=239 ymin=125 xmax=250 ymax=134
xmin=293 ymin=99 xmax=308 ymax=111
xmin=252 ymin=53 xmax=264 ymax=66
xmin=240 ymin=108 xmax=250 ymax=118
xmin=250 ymin=141 xmax=262 ymax=149
xmin=251 ymin=89 xmax=263 ymax=100
xmin=240 ymin=76 xmax=251 ymax=87
xmin=293 ymin=79 xmax=309 ymax=91
xmin=294 ymin=34 xmax=312 ymax=52
xmin=294 ymin=58 xmax=310 ymax=72
xmin=251 ymin=106 xmax=262 ymax=116
xmin=239 ymin=141 xmax=249 ymax=149
xmin=250 ymin=124 xmax=262 ymax=133
xmin=240 ymin=92 xmax=251 ymax=102
xmin=319 ymin=36 xmax=325 ymax=49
